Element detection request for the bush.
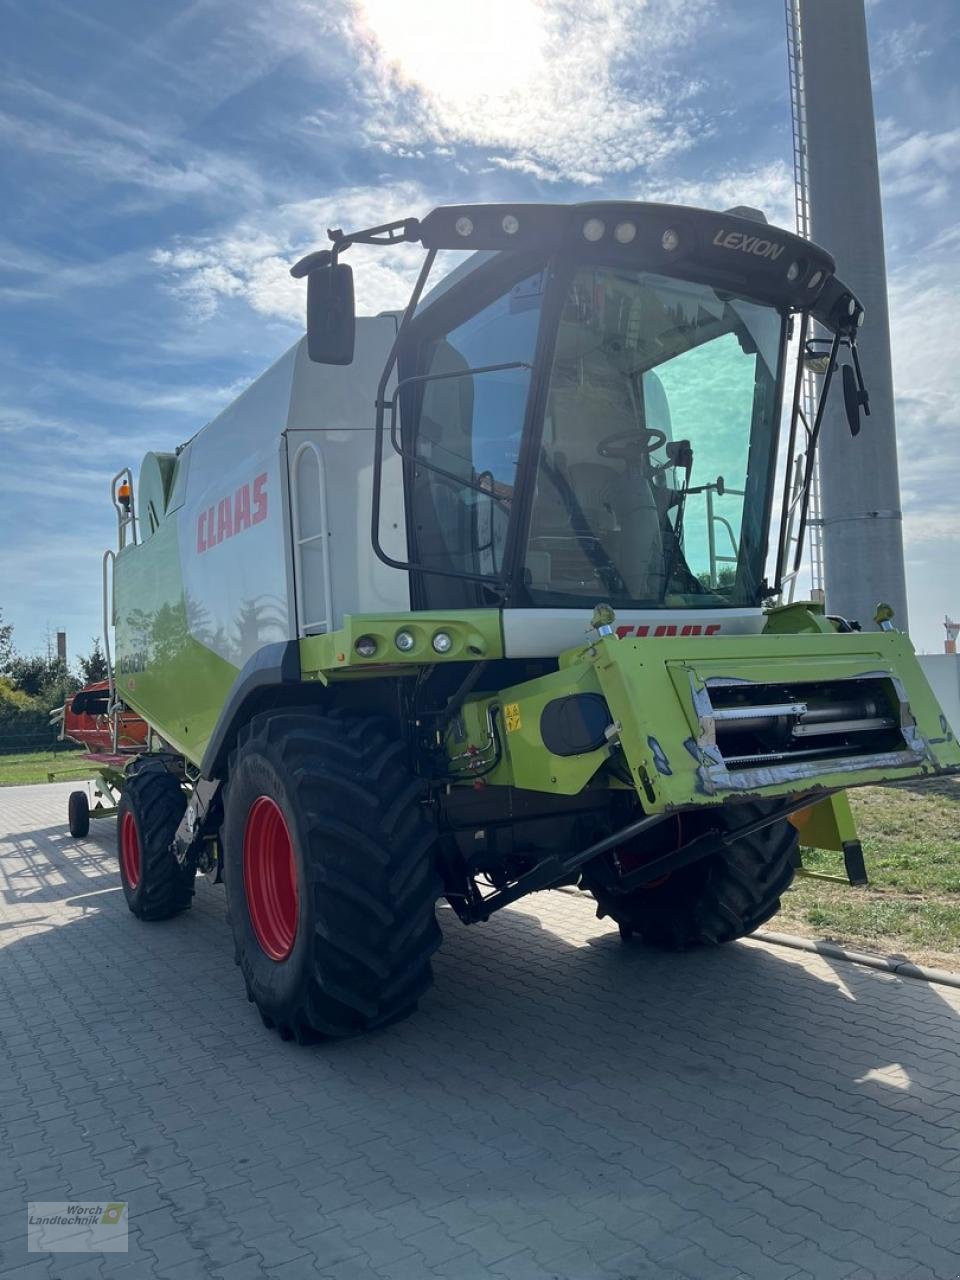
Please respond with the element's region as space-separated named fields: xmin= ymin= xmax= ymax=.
xmin=0 ymin=679 xmax=58 ymax=756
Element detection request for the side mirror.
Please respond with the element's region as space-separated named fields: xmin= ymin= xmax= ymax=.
xmin=842 ymin=363 xmax=863 ymax=437
xmin=306 ymin=263 xmax=355 ymax=365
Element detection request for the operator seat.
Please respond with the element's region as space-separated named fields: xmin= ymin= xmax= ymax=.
xmin=529 ymin=344 xmax=665 ymax=599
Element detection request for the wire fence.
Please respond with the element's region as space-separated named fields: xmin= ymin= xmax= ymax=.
xmin=0 ymin=727 xmax=82 ymax=757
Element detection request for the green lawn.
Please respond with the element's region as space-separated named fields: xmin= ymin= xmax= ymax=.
xmin=0 ymin=749 xmax=94 ymax=786
xmin=779 ymin=777 xmax=960 ymax=971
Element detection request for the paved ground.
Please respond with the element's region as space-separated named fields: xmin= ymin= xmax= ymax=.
xmin=1 ymin=781 xmax=959 ymax=1280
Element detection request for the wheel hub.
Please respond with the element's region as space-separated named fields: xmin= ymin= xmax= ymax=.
xmin=120 ymin=810 xmax=141 ymax=888
xmin=243 ymin=796 xmax=299 ymax=961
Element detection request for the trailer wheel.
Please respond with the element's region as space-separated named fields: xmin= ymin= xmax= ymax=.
xmin=223 ymin=710 xmax=442 ymax=1042
xmin=589 ymin=803 xmax=797 ymax=949
xmin=116 ymin=767 xmax=194 ymax=920
xmin=68 ymin=790 xmax=90 ymax=838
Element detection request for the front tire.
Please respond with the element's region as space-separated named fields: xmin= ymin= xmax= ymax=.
xmin=589 ymin=803 xmax=798 ymax=949
xmin=68 ymin=790 xmax=90 ymax=838
xmin=223 ymin=710 xmax=442 ymax=1041
xmin=116 ymin=766 xmax=194 ymax=920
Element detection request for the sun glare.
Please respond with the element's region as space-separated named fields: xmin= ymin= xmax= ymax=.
xmin=357 ymin=0 xmax=547 ymax=103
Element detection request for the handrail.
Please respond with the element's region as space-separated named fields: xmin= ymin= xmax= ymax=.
xmin=290 ymin=441 xmax=334 ymax=635
xmin=101 ymin=548 xmax=119 ymax=753
xmin=110 ymin=468 xmax=138 ymax=549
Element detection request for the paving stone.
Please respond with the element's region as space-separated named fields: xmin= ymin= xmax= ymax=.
xmin=4 ymin=783 xmax=960 ymax=1280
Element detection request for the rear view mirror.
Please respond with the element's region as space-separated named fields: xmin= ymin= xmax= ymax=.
xmin=306 ymin=263 xmax=355 ymax=365
xmin=842 ymin=363 xmax=862 ymax=436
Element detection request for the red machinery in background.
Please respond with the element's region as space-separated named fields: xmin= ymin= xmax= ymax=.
xmin=57 ymin=680 xmax=149 ymax=838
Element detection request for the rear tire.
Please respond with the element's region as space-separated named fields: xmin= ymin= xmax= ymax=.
xmin=68 ymin=790 xmax=90 ymax=838
xmin=589 ymin=803 xmax=797 ymax=949
xmin=223 ymin=710 xmax=442 ymax=1041
xmin=116 ymin=767 xmax=194 ymax=920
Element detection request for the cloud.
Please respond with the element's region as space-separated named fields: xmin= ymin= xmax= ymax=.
xmin=332 ymin=0 xmax=713 ymax=183
xmin=152 ymin=181 xmax=434 ymax=324
xmin=0 ymin=80 xmax=268 ymax=216
xmin=634 ymin=160 xmax=796 ymax=230
xmin=879 ymin=124 xmax=960 ymax=208
xmin=885 ymin=224 xmax=960 ymax=559
xmin=871 ymin=20 xmax=933 ymax=82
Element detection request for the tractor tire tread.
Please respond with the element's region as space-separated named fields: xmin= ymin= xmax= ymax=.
xmin=118 ymin=768 xmax=193 ymax=921
xmin=225 ymin=709 xmax=441 ymax=1040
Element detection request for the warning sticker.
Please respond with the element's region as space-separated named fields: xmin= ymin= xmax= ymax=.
xmin=504 ymin=702 xmax=522 ymax=733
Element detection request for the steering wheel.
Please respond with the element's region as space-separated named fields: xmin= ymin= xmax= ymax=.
xmin=596 ymin=427 xmax=667 ymax=461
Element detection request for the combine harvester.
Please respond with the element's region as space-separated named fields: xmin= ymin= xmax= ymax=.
xmin=75 ymin=201 xmax=959 ymax=1040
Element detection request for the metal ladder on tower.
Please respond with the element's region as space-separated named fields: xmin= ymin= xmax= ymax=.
xmin=784 ymin=0 xmax=825 ymax=605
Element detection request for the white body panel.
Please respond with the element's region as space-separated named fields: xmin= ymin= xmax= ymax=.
xmin=502 ymin=608 xmax=765 ymax=658
xmin=176 ymin=318 xmax=409 ymax=660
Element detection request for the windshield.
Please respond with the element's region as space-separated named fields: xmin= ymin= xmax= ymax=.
xmin=526 ymin=267 xmax=783 ymax=609
xmin=403 ymin=260 xmax=784 ymax=609
xmin=407 ymin=270 xmax=544 ymax=583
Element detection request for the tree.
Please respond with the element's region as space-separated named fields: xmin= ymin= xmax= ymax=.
xmin=5 ymin=653 xmax=77 ymax=705
xmin=78 ymin=638 xmax=109 ymax=684
xmin=0 ymin=608 xmax=13 ymax=672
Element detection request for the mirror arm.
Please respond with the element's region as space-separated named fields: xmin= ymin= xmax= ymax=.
xmin=849 ymin=341 xmax=871 ymax=417
xmin=793 ymin=330 xmax=842 ymax=573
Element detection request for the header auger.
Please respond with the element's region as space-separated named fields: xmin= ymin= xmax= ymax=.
xmin=64 ymin=200 xmax=958 ymax=1041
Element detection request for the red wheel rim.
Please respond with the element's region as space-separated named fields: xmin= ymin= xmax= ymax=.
xmin=120 ymin=810 xmax=141 ymax=888
xmin=243 ymin=796 xmax=299 ymax=961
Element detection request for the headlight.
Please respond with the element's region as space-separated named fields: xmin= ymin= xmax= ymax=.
xmin=582 ymin=217 xmax=606 ymax=242
xmin=395 ymin=630 xmax=415 ymax=653
xmin=432 ymin=631 xmax=453 ymax=654
xmin=355 ymin=635 xmax=378 ymax=658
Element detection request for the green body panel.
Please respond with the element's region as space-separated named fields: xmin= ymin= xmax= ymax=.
xmin=762 ymin=601 xmax=835 ymax=634
xmin=114 ymin=521 xmax=239 ymax=765
xmin=789 ymin=792 xmax=859 ymax=853
xmin=456 ymin=661 xmax=611 ymax=794
xmin=299 ymin=610 xmax=504 ymax=678
xmin=449 ymin=629 xmax=960 ymax=812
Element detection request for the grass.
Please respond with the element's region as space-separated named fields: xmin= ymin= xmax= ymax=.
xmin=1 ymin=745 xmax=958 ymax=968
xmin=778 ymin=777 xmax=960 ymax=972
xmin=0 ymin=748 xmax=94 ymax=786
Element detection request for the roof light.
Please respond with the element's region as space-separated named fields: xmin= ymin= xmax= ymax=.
xmin=501 ymin=214 xmax=519 ymax=235
xmin=661 ymin=228 xmax=680 ymax=252
xmin=355 ymin=635 xmax=378 ymax=658
xmin=582 ymin=218 xmax=606 ymax=242
xmin=455 ymin=216 xmax=474 ymax=237
xmin=614 ymin=221 xmax=637 ymax=244
xmin=786 ymin=260 xmax=801 ymax=282
xmin=432 ymin=631 xmax=453 ymax=654
xmin=807 ymin=269 xmax=823 ymax=290
xmin=395 ymin=630 xmax=415 ymax=653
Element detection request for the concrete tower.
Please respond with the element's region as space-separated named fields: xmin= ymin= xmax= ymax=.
xmin=796 ymin=0 xmax=908 ymax=630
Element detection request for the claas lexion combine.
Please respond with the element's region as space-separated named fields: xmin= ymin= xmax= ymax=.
xmin=63 ymin=200 xmax=959 ymax=1040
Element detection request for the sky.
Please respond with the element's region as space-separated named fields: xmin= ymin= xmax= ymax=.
xmin=1 ymin=0 xmax=958 ymax=661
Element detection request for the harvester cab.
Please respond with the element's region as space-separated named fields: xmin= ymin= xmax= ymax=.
xmin=291 ymin=201 xmax=868 ymax=620
xmin=86 ymin=200 xmax=958 ymax=1042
